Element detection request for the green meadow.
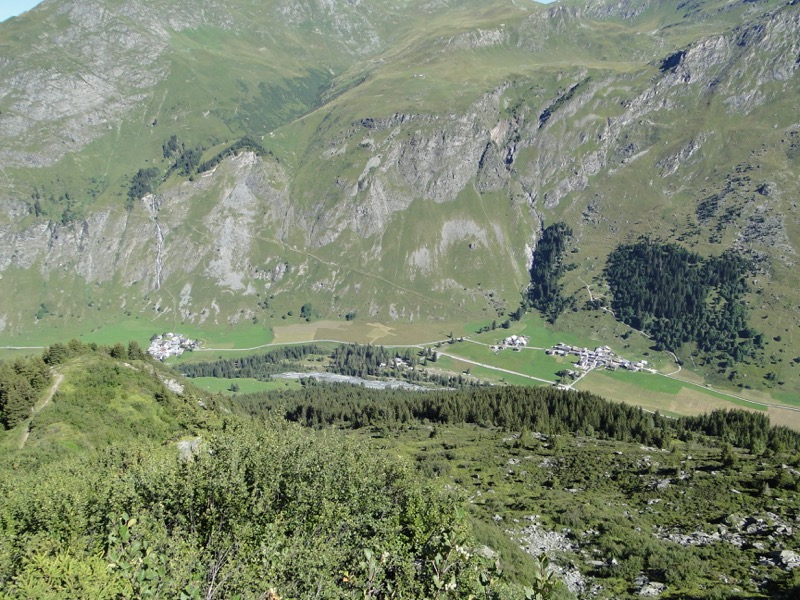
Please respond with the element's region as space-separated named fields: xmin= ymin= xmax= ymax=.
xmin=189 ymin=376 xmax=301 ymax=394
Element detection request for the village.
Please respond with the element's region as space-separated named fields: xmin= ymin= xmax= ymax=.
xmin=490 ymin=334 xmax=530 ymax=352
xmin=546 ymin=342 xmax=654 ymax=373
xmin=489 ymin=334 xmax=652 ymax=377
xmin=147 ymin=332 xmax=200 ymax=361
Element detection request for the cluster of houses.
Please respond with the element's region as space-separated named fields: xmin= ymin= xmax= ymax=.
xmin=147 ymin=333 xmax=200 ymax=361
xmin=546 ymin=343 xmax=653 ymax=373
xmin=379 ymin=357 xmax=413 ymax=370
xmin=490 ymin=335 xmax=530 ymax=352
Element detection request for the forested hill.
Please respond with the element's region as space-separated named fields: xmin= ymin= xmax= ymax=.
xmin=0 ymin=340 xmax=221 ymax=461
xmin=236 ymin=380 xmax=800 ymax=454
xmin=0 ymin=345 xmax=498 ymax=598
xmin=2 ymin=343 xmax=800 ymax=597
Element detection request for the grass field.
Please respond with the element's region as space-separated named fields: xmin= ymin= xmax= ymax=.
xmin=271 ymin=320 xmax=464 ymax=346
xmin=0 ymin=348 xmax=42 ymax=362
xmin=0 ymin=315 xmax=274 ymax=351
xmin=441 ymin=340 xmax=565 ymax=382
xmin=575 ymin=369 xmax=769 ymax=415
xmin=189 ymin=376 xmax=301 ymax=394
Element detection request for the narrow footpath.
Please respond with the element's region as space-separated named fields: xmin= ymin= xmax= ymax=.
xmin=19 ymin=372 xmax=63 ymax=449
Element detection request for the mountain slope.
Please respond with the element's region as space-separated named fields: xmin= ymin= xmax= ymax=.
xmin=2 ymin=346 xmax=799 ymax=598
xmin=0 ymin=0 xmax=797 ymax=396
xmin=0 ymin=348 xmax=502 ymax=599
xmin=0 ymin=345 xmax=219 ymax=463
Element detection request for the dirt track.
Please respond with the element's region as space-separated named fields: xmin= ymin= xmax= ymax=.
xmin=19 ymin=372 xmax=63 ymax=449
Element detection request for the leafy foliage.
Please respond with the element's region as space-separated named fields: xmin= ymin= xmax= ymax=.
xmin=0 ymin=356 xmax=50 ymax=429
xmin=0 ymin=419 xmax=496 ymax=599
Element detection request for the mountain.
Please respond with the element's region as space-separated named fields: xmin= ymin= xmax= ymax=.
xmin=0 ymin=0 xmax=798 ymax=396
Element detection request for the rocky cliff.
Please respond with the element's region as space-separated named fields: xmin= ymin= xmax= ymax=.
xmin=0 ymin=0 xmax=796 ymax=371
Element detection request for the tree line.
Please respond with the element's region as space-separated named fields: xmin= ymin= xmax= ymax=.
xmin=233 ymin=382 xmax=800 ymax=455
xmin=604 ymin=239 xmax=757 ymax=361
xmin=178 ymin=344 xmax=330 ymax=379
xmin=525 ymin=222 xmax=575 ymax=323
xmin=179 ymin=343 xmax=473 ymax=388
xmin=0 ymin=356 xmax=51 ymax=430
xmin=196 ymin=135 xmax=267 ymax=174
xmin=329 ymin=344 xmax=416 ymax=377
xmin=41 ymin=339 xmax=148 ymax=365
xmin=0 ymin=339 xmax=155 ymax=430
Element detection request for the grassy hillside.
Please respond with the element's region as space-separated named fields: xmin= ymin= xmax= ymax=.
xmin=0 ymin=345 xmax=219 ymax=464
xmin=0 ymin=346 xmax=549 ymax=599
xmin=1 ymin=343 xmax=799 ymax=597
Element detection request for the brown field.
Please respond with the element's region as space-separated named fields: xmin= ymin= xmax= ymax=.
xmin=575 ymin=372 xmax=761 ymax=418
xmin=271 ymin=320 xmax=463 ymax=345
xmin=768 ymin=407 xmax=800 ymax=431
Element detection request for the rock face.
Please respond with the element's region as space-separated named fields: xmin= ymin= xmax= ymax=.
xmin=0 ymin=0 xmax=797 ymax=336
xmin=513 ymin=516 xmax=587 ymax=595
xmin=766 ymin=550 xmax=800 ymax=571
xmin=0 ymin=0 xmax=200 ymax=167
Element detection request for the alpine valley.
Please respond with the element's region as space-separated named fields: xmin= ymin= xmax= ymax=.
xmin=3 ymin=2 xmax=800 ymax=598
xmin=1 ymin=0 xmax=799 ymax=411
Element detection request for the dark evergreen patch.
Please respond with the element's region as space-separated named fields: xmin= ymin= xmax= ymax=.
xmin=126 ymin=167 xmax=160 ymax=206
xmin=0 ymin=356 xmax=51 ymax=429
xmin=178 ymin=344 xmax=330 ymax=379
xmin=235 ymin=383 xmax=800 ymax=455
xmin=172 ymin=146 xmax=202 ymax=176
xmin=538 ymin=81 xmax=585 ymax=128
xmin=161 ymin=134 xmax=180 ymax=159
xmin=604 ymin=239 xmax=756 ymax=360
xmin=197 ymin=136 xmax=267 ymax=174
xmin=526 ymin=222 xmax=575 ymax=323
